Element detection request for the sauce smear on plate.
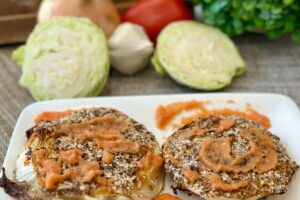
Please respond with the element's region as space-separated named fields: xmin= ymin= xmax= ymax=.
xmin=34 ymin=110 xmax=73 ymax=123
xmin=156 ymin=100 xmax=271 ymax=129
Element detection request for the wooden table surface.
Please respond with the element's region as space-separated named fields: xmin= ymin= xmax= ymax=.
xmin=0 ymin=33 xmax=300 ymax=166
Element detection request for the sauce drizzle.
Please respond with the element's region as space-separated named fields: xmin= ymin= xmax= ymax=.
xmin=182 ymin=165 xmax=201 ymax=184
xmin=34 ymin=110 xmax=73 ymax=124
xmin=207 ymin=174 xmax=249 ymax=192
xmin=35 ymin=148 xmax=104 ymax=190
xmin=32 ymin=114 xmax=164 ymax=191
xmin=199 ymin=128 xmax=278 ymax=174
xmin=197 ymin=127 xmax=278 ymax=191
xmin=155 ymin=100 xmax=271 ymax=130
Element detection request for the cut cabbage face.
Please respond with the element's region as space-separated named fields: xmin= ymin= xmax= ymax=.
xmin=13 ymin=17 xmax=110 ymax=101
xmin=12 ymin=107 xmax=164 ymax=200
xmin=15 ymin=146 xmax=164 ymax=200
xmin=152 ymin=21 xmax=246 ymax=90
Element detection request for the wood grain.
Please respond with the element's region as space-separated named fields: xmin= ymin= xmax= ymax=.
xmin=0 ymin=0 xmax=40 ymax=16
xmin=0 ymin=13 xmax=37 ymax=45
xmin=0 ymin=0 xmax=134 ymax=45
xmin=0 ymin=0 xmax=40 ymax=44
xmin=0 ymin=33 xmax=300 ymax=166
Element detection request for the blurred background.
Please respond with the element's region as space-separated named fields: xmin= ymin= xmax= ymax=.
xmin=1 ymin=0 xmax=300 ymax=45
xmin=0 ymin=0 xmax=137 ymax=45
xmin=0 ymin=0 xmax=299 ymax=100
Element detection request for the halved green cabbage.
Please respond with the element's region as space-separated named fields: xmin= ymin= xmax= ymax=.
xmin=15 ymin=133 xmax=164 ymax=200
xmin=12 ymin=17 xmax=110 ymax=101
xmin=152 ymin=21 xmax=246 ymax=90
xmin=15 ymin=151 xmax=163 ymax=200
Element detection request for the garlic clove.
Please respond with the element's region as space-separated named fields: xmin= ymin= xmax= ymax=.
xmin=109 ymin=22 xmax=154 ymax=75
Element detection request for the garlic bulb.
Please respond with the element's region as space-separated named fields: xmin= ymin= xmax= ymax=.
xmin=108 ymin=23 xmax=154 ymax=75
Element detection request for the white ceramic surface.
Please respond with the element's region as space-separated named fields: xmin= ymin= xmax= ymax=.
xmin=1 ymin=93 xmax=300 ymax=199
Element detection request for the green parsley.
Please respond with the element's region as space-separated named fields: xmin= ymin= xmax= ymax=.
xmin=192 ymin=0 xmax=300 ymax=41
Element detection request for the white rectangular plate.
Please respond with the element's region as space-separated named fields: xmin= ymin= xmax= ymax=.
xmin=1 ymin=93 xmax=300 ymax=199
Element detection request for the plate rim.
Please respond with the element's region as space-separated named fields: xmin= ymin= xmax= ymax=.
xmin=1 ymin=92 xmax=300 ymax=199
xmin=4 ymin=92 xmax=300 ymax=167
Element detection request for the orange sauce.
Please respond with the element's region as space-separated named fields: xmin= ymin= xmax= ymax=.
xmin=198 ymin=128 xmax=278 ymax=191
xmin=182 ymin=165 xmax=201 ymax=184
xmin=155 ymin=100 xmax=271 ymax=129
xmin=207 ymin=174 xmax=248 ymax=192
xmin=95 ymin=176 xmax=112 ymax=186
xmin=199 ymin=128 xmax=277 ymax=174
xmin=60 ymin=116 xmax=140 ymax=154
xmin=32 ymin=113 xmax=159 ymax=191
xmin=96 ymin=140 xmax=140 ymax=154
xmin=102 ymin=150 xmax=115 ymax=164
xmin=59 ymin=149 xmax=81 ymax=165
xmin=167 ymin=157 xmax=180 ymax=165
xmin=32 ymin=114 xmax=160 ymax=191
xmin=218 ymin=119 xmax=235 ymax=132
xmin=80 ymin=161 xmax=101 ymax=183
xmin=40 ymin=159 xmax=63 ymax=190
xmin=40 ymin=160 xmax=61 ymax=176
xmin=156 ymin=100 xmax=208 ymax=129
xmin=242 ymin=128 xmax=277 ymax=173
xmin=61 ymin=116 xmax=125 ymax=143
xmin=44 ymin=173 xmax=65 ymax=190
xmin=34 ymin=110 xmax=73 ymax=124
xmin=153 ymin=193 xmax=182 ymax=200
xmin=185 ymin=127 xmax=205 ymax=138
xmin=41 ymin=160 xmax=102 ymax=190
xmin=138 ymin=152 xmax=164 ymax=170
xmin=36 ymin=148 xmax=103 ymax=190
xmin=33 ymin=149 xmax=48 ymax=159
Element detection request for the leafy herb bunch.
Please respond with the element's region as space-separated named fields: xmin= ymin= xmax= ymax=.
xmin=192 ymin=0 xmax=300 ymax=41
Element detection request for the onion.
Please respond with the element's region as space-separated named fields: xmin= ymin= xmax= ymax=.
xmin=38 ymin=0 xmax=121 ymax=37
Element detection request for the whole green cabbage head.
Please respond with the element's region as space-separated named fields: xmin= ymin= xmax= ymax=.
xmin=13 ymin=17 xmax=110 ymax=101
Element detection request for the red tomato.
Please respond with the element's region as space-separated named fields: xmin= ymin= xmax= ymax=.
xmin=122 ymin=0 xmax=192 ymax=42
